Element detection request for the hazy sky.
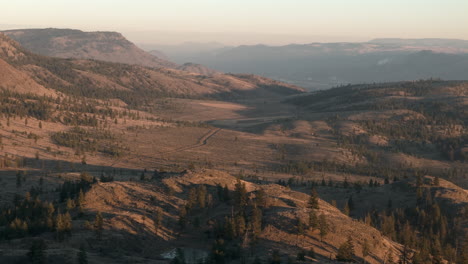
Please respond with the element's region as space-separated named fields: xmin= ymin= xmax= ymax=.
xmin=3 ymin=0 xmax=468 ymax=45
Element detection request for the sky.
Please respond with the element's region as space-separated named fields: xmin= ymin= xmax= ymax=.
xmin=2 ymin=0 xmax=468 ymax=45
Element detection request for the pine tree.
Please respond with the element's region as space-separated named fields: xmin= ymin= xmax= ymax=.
xmin=197 ymin=185 xmax=207 ymax=208
xmin=336 ymin=236 xmax=355 ymax=262
xmin=256 ymin=188 xmax=267 ymax=208
xmin=16 ymin=170 xmax=23 ymax=188
xmin=362 ymin=239 xmax=370 ymax=260
xmin=318 ymin=213 xmax=328 ymax=241
xmin=296 ymin=250 xmax=306 ymax=261
xmin=46 ymin=202 xmax=55 ymax=230
xmin=178 ymin=207 xmax=187 ymax=230
xmin=66 ymin=198 xmax=75 ymax=210
xmin=343 ymin=203 xmax=350 ymax=216
xmin=172 ymin=248 xmax=187 ymax=264
xmin=308 ymin=209 xmax=318 ymax=230
xmin=223 ymin=184 xmax=230 ymax=202
xmin=235 ymin=214 xmax=246 ymax=236
xmin=56 ymin=210 xmax=65 ymax=241
xmin=458 ymin=243 xmax=468 ymax=264
xmin=76 ymin=189 xmax=85 ymax=207
xmin=234 ymin=179 xmax=248 ymax=211
xmin=224 ymin=216 xmax=235 ymax=240
xmin=297 ymin=217 xmax=306 ymax=236
xmin=270 ymin=250 xmax=281 ymax=264
xmin=64 ymin=212 xmax=72 ymax=235
xmin=433 ymin=176 xmax=440 ymax=186
xmin=77 ymin=244 xmax=88 ymax=264
xmin=94 ymin=211 xmax=104 ymax=239
xmin=251 ymin=206 xmax=262 ymax=239
xmin=253 ymin=256 xmax=262 ymax=264
xmin=154 ymin=208 xmax=163 ymax=232
xmin=384 ymin=177 xmax=390 ymax=185
xmin=343 ymin=177 xmax=350 ymax=188
xmin=308 ymin=188 xmax=319 ymax=209
xmin=347 ymin=196 xmax=355 ymax=211
xmin=212 ymin=239 xmax=226 ymax=264
xmin=27 ymin=239 xmax=47 ymax=264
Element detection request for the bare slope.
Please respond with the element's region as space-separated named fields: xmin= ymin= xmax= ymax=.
xmin=82 ymin=169 xmax=403 ymax=264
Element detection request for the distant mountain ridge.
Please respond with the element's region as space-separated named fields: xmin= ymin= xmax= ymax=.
xmin=0 ymin=32 xmax=303 ymax=101
xmin=3 ymin=28 xmax=177 ymax=68
xmin=159 ymin=38 xmax=468 ymax=89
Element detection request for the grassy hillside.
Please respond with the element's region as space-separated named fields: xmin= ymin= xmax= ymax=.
xmin=0 ymin=33 xmax=466 ymax=263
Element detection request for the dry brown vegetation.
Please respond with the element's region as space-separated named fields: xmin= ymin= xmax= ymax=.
xmin=0 ymin=32 xmax=467 ymax=264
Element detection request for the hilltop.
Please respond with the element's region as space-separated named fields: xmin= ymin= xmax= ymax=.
xmin=3 ymin=28 xmax=177 ymax=69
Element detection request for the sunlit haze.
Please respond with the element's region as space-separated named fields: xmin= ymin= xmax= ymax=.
xmin=2 ymin=0 xmax=468 ymax=45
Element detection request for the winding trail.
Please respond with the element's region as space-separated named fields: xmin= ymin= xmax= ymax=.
xmin=107 ymin=128 xmax=222 ymax=167
xmin=164 ymin=128 xmax=222 ymax=154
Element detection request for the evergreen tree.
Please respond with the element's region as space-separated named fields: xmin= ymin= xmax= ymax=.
xmin=251 ymin=206 xmax=262 ymax=239
xmin=66 ymin=198 xmax=75 ymax=211
xmin=64 ymin=212 xmax=72 ymax=235
xmin=252 ymin=256 xmax=262 ymax=264
xmin=296 ymin=250 xmax=306 ymax=261
xmin=458 ymin=243 xmax=468 ymax=264
xmin=94 ymin=211 xmax=104 ymax=239
xmin=27 ymin=239 xmax=47 ymax=264
xmin=172 ymin=248 xmax=187 ymax=264
xmin=336 ymin=236 xmax=355 ymax=262
xmin=56 ymin=210 xmax=66 ymax=241
xmin=212 ymin=239 xmax=226 ymax=264
xmin=308 ymin=188 xmax=319 ymax=209
xmin=347 ymin=196 xmax=355 ymax=211
xmin=154 ymin=208 xmax=163 ymax=232
xmin=433 ymin=176 xmax=440 ymax=186
xmin=256 ymin=188 xmax=267 ymax=208
xmin=308 ymin=209 xmax=318 ymax=230
xmin=271 ymin=250 xmax=281 ymax=264
xmin=77 ymin=244 xmax=88 ymax=264
xmin=343 ymin=177 xmax=350 ymax=188
xmin=77 ymin=189 xmax=85 ymax=206
xmin=343 ymin=203 xmax=350 ymax=216
xmin=224 ymin=216 xmax=235 ymax=240
xmin=178 ymin=207 xmax=187 ymax=229
xmin=297 ymin=217 xmax=306 ymax=236
xmin=235 ymin=214 xmax=246 ymax=236
xmin=223 ymin=185 xmax=230 ymax=202
xmin=362 ymin=239 xmax=370 ymax=261
xmin=318 ymin=213 xmax=328 ymax=241
xmin=197 ymin=185 xmax=207 ymax=208
xmin=234 ymin=179 xmax=248 ymax=211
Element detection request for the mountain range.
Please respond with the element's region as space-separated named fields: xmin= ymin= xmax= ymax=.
xmin=151 ymin=38 xmax=468 ymax=90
